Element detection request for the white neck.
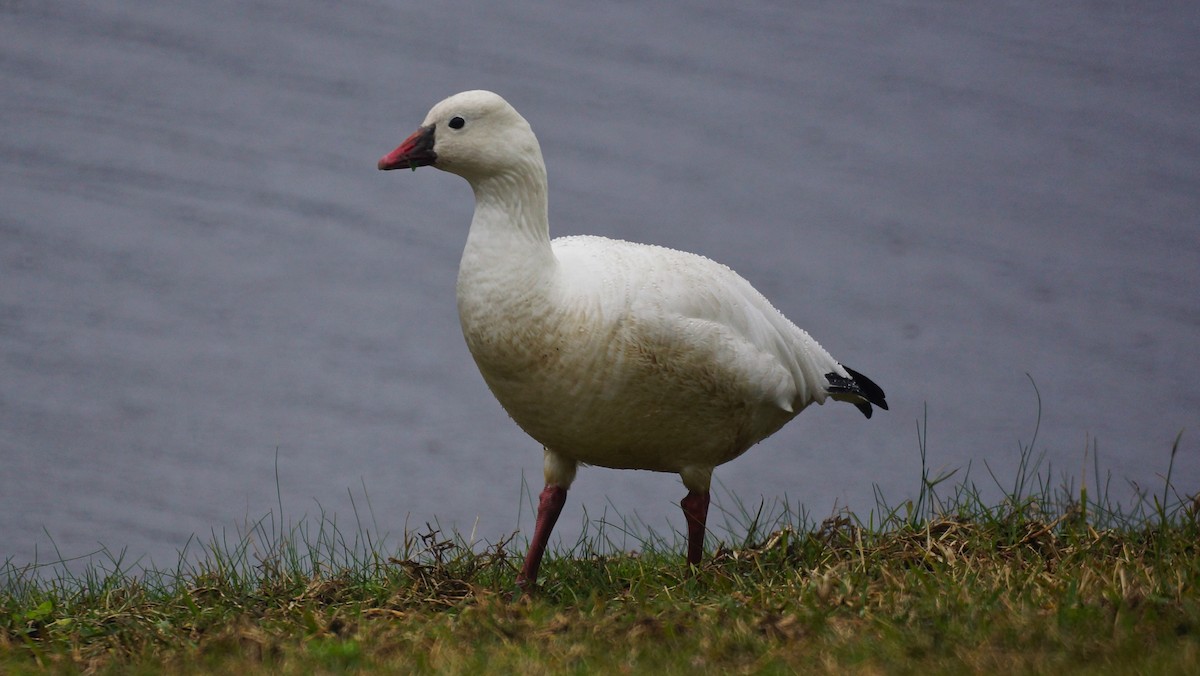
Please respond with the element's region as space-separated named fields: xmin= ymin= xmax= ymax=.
xmin=456 ymin=155 xmax=558 ymax=327
xmin=460 ymin=155 xmax=556 ymax=273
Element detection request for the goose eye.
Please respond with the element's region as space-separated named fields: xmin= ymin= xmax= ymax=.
xmin=448 ymin=116 xmax=465 ymax=130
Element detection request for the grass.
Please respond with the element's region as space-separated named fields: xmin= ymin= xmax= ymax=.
xmin=3 ymin=422 xmax=1197 ymax=674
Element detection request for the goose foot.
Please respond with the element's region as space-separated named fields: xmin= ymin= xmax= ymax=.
xmin=516 ymin=484 xmax=567 ymax=590
xmin=680 ymin=490 xmax=710 ymax=566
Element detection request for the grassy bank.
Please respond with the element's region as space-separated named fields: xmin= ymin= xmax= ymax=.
xmin=3 ymin=438 xmax=1197 ymax=673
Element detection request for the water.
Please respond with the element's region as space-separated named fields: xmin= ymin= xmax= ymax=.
xmin=2 ymin=1 xmax=1197 ymax=569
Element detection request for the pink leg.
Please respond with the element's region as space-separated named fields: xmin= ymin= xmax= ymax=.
xmin=680 ymin=490 xmax=710 ymax=566
xmin=516 ymin=484 xmax=568 ymax=590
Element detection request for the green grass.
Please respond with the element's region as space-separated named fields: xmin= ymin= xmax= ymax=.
xmin=3 ymin=424 xmax=1197 ymax=674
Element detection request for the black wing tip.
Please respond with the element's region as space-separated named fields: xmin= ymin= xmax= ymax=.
xmin=826 ymin=366 xmax=888 ymax=419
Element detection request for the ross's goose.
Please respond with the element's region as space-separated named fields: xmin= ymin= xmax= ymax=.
xmin=378 ymin=90 xmax=887 ymax=589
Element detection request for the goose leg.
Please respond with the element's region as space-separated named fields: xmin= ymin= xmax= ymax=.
xmin=516 ymin=484 xmax=567 ymax=590
xmin=680 ymin=490 xmax=710 ymax=565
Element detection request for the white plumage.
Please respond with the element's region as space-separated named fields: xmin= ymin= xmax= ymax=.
xmin=379 ymin=90 xmax=886 ymax=588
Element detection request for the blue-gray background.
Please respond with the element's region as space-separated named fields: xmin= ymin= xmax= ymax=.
xmin=3 ymin=1 xmax=1197 ymax=568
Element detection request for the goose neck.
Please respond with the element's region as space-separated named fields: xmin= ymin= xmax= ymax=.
xmin=466 ymin=166 xmax=553 ymax=254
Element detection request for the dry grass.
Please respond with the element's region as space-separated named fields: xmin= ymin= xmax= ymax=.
xmin=4 ymin=431 xmax=1198 ymax=674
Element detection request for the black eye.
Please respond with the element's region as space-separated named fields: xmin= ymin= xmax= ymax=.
xmin=448 ymin=116 xmax=465 ymax=130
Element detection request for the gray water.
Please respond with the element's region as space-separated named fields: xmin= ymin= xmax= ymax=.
xmin=3 ymin=1 xmax=1198 ymax=570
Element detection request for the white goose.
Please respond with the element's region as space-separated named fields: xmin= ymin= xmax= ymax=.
xmin=378 ymin=90 xmax=886 ymax=589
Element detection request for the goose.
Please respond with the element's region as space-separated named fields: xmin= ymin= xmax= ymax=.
xmin=378 ymin=90 xmax=887 ymax=589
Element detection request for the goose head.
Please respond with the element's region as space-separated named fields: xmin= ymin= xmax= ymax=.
xmin=377 ymin=90 xmax=542 ymax=182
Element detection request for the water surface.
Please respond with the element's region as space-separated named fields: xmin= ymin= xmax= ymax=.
xmin=2 ymin=1 xmax=1197 ymax=568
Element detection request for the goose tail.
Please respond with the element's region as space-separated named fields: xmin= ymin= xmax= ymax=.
xmin=825 ymin=366 xmax=888 ymax=419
